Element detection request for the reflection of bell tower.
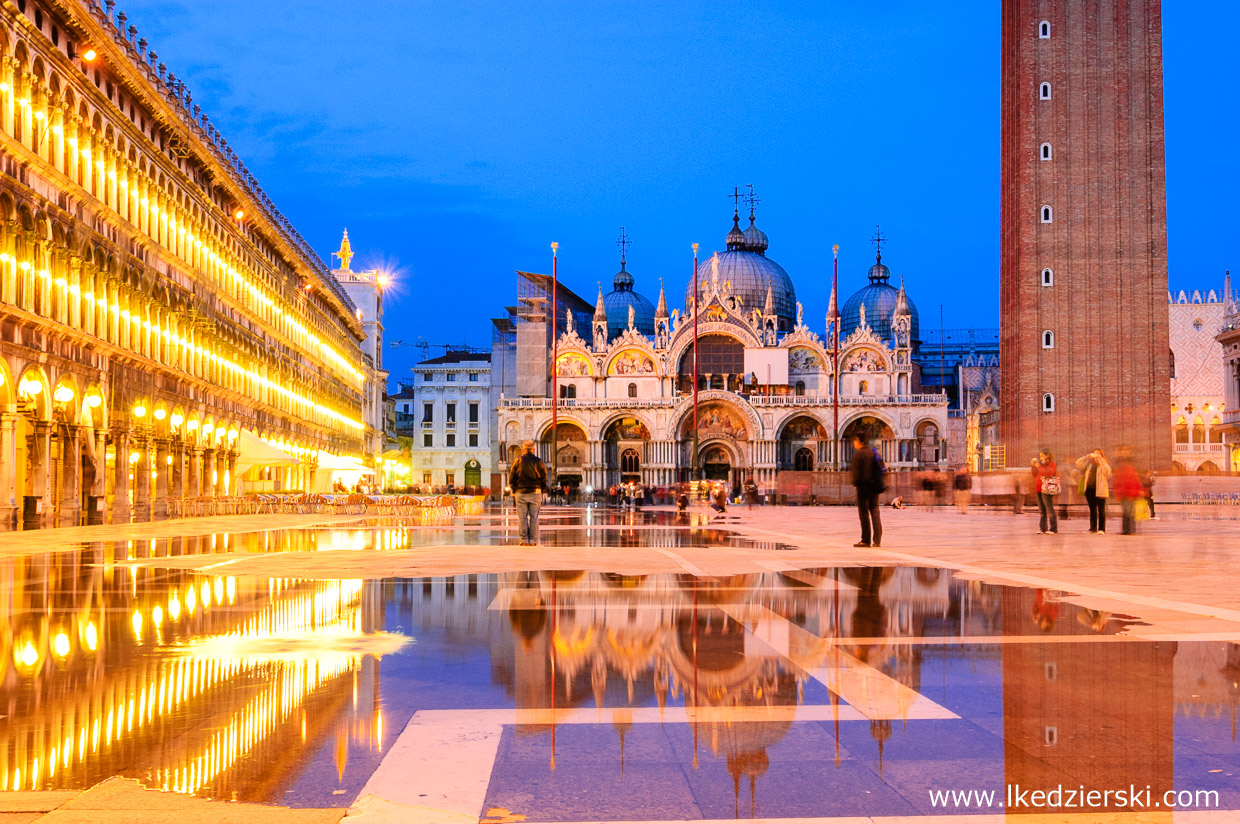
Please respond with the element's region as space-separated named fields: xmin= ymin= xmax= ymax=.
xmin=1000 ymin=588 xmax=1175 ymax=813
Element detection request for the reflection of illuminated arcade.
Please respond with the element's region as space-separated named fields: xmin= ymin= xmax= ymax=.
xmin=0 ymin=536 xmax=386 ymax=799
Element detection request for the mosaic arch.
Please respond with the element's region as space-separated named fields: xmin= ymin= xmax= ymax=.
xmin=681 ymin=402 xmax=749 ymax=440
xmin=604 ymin=416 xmax=651 ymax=441
xmin=607 ymin=349 xmax=656 ymax=376
xmin=554 ymin=352 xmax=592 ymax=377
xmin=787 ymin=346 xmax=823 ymax=371
xmin=841 ymin=347 xmax=887 ymax=373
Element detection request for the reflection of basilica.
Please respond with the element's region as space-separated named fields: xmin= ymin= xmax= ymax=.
xmin=495 ymin=202 xmax=952 ymax=491
xmin=0 ymin=536 xmax=388 ymax=798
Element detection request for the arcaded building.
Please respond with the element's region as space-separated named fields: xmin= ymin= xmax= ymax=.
xmin=0 ymin=2 xmax=371 ymax=528
xmin=495 ymin=207 xmax=951 ymax=493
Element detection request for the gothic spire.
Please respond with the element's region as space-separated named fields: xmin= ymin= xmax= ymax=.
xmin=826 ymin=278 xmax=839 ymax=320
xmin=655 ymin=279 xmax=668 ymax=319
xmin=763 ymin=280 xmax=775 ymax=316
xmin=594 ymin=282 xmax=606 ymax=322
xmin=893 ymin=276 xmax=910 ymax=318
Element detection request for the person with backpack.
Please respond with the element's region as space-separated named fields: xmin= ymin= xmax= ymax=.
xmin=509 ymin=440 xmax=549 ymax=545
xmin=850 ymin=431 xmax=885 ymax=547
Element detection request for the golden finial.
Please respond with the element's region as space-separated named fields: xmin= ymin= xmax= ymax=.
xmin=333 ymin=229 xmax=354 ymax=272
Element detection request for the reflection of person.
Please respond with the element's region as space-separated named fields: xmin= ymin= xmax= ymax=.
xmin=509 ymin=441 xmax=548 ymax=545
xmin=1075 ymin=449 xmax=1111 ymax=534
xmin=1031 ymin=450 xmax=1059 ymax=534
xmin=1032 ymin=588 xmax=1059 ymax=632
xmin=850 ymin=432 xmax=883 ymax=547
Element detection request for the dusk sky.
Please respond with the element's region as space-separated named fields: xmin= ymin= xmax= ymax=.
xmin=120 ymin=1 xmax=1239 ymax=387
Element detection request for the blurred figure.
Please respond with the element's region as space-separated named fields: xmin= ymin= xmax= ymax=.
xmin=850 ymin=431 xmax=884 ymax=548
xmin=676 ymin=486 xmax=690 ymax=514
xmin=1142 ymin=469 xmax=1158 ymax=519
xmin=1011 ymin=471 xmax=1025 ymax=514
xmin=953 ymin=467 xmax=972 ymax=514
xmin=1113 ymin=447 xmax=1144 ymax=535
xmin=709 ymin=484 xmax=728 ymax=514
xmin=919 ymin=471 xmax=935 ymax=511
xmin=1031 ymin=449 xmax=1060 ymax=534
xmin=1075 ymin=448 xmax=1112 ymax=534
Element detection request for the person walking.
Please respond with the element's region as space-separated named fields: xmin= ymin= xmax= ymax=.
xmin=1113 ymin=449 xmax=1144 ymax=535
xmin=709 ymin=484 xmax=728 ymax=514
xmin=1031 ymin=450 xmax=1059 ymax=534
xmin=509 ymin=440 xmax=549 ymax=545
xmin=953 ymin=468 xmax=972 ymax=514
xmin=1075 ymin=448 xmax=1111 ymax=534
xmin=1142 ymin=470 xmax=1158 ymax=519
xmin=850 ymin=432 xmax=884 ymax=548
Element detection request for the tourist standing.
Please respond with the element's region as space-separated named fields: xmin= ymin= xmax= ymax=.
xmin=953 ymin=468 xmax=972 ymax=514
xmin=850 ymin=432 xmax=884 ymax=548
xmin=1142 ymin=470 xmax=1158 ymax=519
xmin=509 ymin=440 xmax=548 ymax=545
xmin=1075 ymin=449 xmax=1111 ymax=534
xmin=1113 ymin=449 xmax=1144 ymax=535
xmin=1031 ymin=450 xmax=1059 ymax=534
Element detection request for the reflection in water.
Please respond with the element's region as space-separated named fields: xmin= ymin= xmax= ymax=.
xmin=0 ymin=543 xmax=390 ymax=801
xmin=2 ymin=525 xmax=1238 ymax=815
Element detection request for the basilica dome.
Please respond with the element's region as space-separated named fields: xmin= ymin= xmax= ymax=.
xmin=685 ymin=213 xmax=796 ymax=330
xmin=840 ymin=252 xmax=920 ymax=346
xmin=602 ymin=263 xmax=656 ymax=340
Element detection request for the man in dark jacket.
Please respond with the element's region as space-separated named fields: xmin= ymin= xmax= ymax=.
xmin=509 ymin=440 xmax=549 ymax=545
xmin=850 ymin=432 xmax=883 ymax=547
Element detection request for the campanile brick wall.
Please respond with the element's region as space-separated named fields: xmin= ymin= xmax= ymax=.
xmin=1000 ymin=0 xmax=1171 ymax=469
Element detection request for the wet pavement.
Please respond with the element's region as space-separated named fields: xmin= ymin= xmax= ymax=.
xmin=3 ymin=507 xmax=1240 ymax=822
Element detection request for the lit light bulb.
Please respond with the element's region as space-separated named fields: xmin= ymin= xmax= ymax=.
xmin=132 ymin=404 xmax=147 ymax=418
xmin=153 ymin=408 xmax=167 ymax=421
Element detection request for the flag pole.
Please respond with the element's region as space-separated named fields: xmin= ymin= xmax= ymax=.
xmin=691 ymin=243 xmax=700 ymax=482
xmin=551 ymin=242 xmax=559 ymax=490
xmin=832 ymin=244 xmax=840 ymax=470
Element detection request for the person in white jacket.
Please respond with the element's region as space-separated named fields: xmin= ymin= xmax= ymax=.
xmin=1075 ymin=449 xmax=1112 ymax=534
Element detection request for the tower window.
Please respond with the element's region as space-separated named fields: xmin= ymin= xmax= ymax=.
xmin=1042 ymin=330 xmax=1055 ymax=349
xmin=1039 ymin=20 xmax=1051 ymax=38
xmin=1040 ymin=205 xmax=1053 ymax=223
xmin=1040 ymin=142 xmax=1052 ymax=161
xmin=1041 ymin=268 xmax=1054 ymax=286
xmin=1042 ymin=393 xmax=1055 ymax=412
xmin=1039 ymin=82 xmax=1052 ymax=100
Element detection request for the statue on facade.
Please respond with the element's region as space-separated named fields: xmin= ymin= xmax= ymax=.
xmin=858 ymin=302 xmax=866 ymax=329
xmin=627 ymin=304 xmax=635 ymax=329
xmin=796 ymin=302 xmax=803 ymax=328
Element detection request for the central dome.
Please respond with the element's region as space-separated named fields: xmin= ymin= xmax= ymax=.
xmin=685 ymin=213 xmax=796 ymax=329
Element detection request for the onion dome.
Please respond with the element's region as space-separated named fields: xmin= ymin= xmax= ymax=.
xmin=841 ymin=250 xmax=920 ymax=345
xmin=726 ymin=210 xmax=746 ymax=250
xmin=742 ymin=217 xmax=769 ymax=255
xmin=602 ymin=262 xmax=656 ymax=340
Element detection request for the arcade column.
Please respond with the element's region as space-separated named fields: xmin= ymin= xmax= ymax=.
xmin=112 ymin=429 xmax=131 ymax=524
xmin=153 ymin=439 xmax=170 ymax=520
xmin=57 ymin=424 xmax=82 ymax=527
xmin=0 ymin=412 xmax=17 ymax=530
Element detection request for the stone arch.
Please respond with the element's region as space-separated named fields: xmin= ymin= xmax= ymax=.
xmin=668 ymin=392 xmax=762 ymax=441
xmin=15 ymin=363 xmax=52 ymax=421
xmin=0 ymin=357 xmax=14 ymax=406
xmin=598 ymin=410 xmax=654 ymax=443
xmin=777 ymin=413 xmax=828 ymax=471
xmin=50 ymin=372 xmax=82 ymax=425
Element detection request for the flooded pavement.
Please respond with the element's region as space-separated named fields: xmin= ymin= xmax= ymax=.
xmin=2 ymin=511 xmax=1239 ymax=821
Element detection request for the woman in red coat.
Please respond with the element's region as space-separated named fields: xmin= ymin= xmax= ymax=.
xmin=1030 ymin=450 xmax=1059 ymax=534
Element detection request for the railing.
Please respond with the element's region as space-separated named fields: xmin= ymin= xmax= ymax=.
xmin=498 ymin=393 xmax=950 ymax=409
xmin=1174 ymin=442 xmax=1227 ymax=453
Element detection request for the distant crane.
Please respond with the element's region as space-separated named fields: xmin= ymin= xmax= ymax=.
xmin=388 ymin=337 xmax=487 ymax=360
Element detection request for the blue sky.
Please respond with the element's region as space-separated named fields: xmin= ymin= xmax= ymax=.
xmin=118 ymin=1 xmax=1239 ymax=386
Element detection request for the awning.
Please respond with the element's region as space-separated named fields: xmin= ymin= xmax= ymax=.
xmin=317 ymin=452 xmax=375 ymax=476
xmin=236 ymin=430 xmax=300 ymax=476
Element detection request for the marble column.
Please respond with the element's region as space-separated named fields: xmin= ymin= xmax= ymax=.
xmin=58 ymin=424 xmax=82 ymax=527
xmin=132 ymin=435 xmax=151 ymax=522
xmin=112 ymin=429 xmax=131 ymax=523
xmin=152 ymin=438 xmax=169 ymax=520
xmin=0 ymin=412 xmax=17 ymax=531
xmin=29 ymin=423 xmax=52 ymax=529
xmin=187 ymin=447 xmax=201 ymax=499
xmin=92 ymin=429 xmax=108 ymax=497
xmin=171 ymin=441 xmax=186 ymax=502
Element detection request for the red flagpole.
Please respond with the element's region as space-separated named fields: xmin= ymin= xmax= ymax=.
xmin=551 ymin=242 xmax=559 ymax=487
xmin=692 ymin=243 xmax=700 ymax=481
xmin=832 ymin=244 xmax=840 ymax=470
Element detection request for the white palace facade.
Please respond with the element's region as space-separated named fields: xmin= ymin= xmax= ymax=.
xmin=496 ymin=209 xmax=951 ymax=492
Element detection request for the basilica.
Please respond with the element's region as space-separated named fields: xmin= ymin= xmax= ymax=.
xmin=495 ymin=206 xmax=953 ymax=493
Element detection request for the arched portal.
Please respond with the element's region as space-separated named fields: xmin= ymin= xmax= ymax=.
xmin=841 ymin=416 xmax=896 ymax=467
xmin=541 ymin=422 xmax=587 ymax=486
xmin=778 ymin=415 xmax=826 ymax=470
xmin=701 ymin=444 xmax=733 ymax=482
xmin=603 ymin=416 xmax=650 ymax=486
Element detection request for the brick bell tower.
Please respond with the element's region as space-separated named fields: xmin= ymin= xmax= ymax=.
xmin=1000 ymin=0 xmax=1171 ymax=470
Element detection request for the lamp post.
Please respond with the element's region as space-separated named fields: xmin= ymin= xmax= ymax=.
xmin=691 ymin=243 xmax=700 ymax=482
xmin=550 ymin=242 xmax=559 ymax=490
xmin=832 ymin=244 xmax=840 ymax=471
